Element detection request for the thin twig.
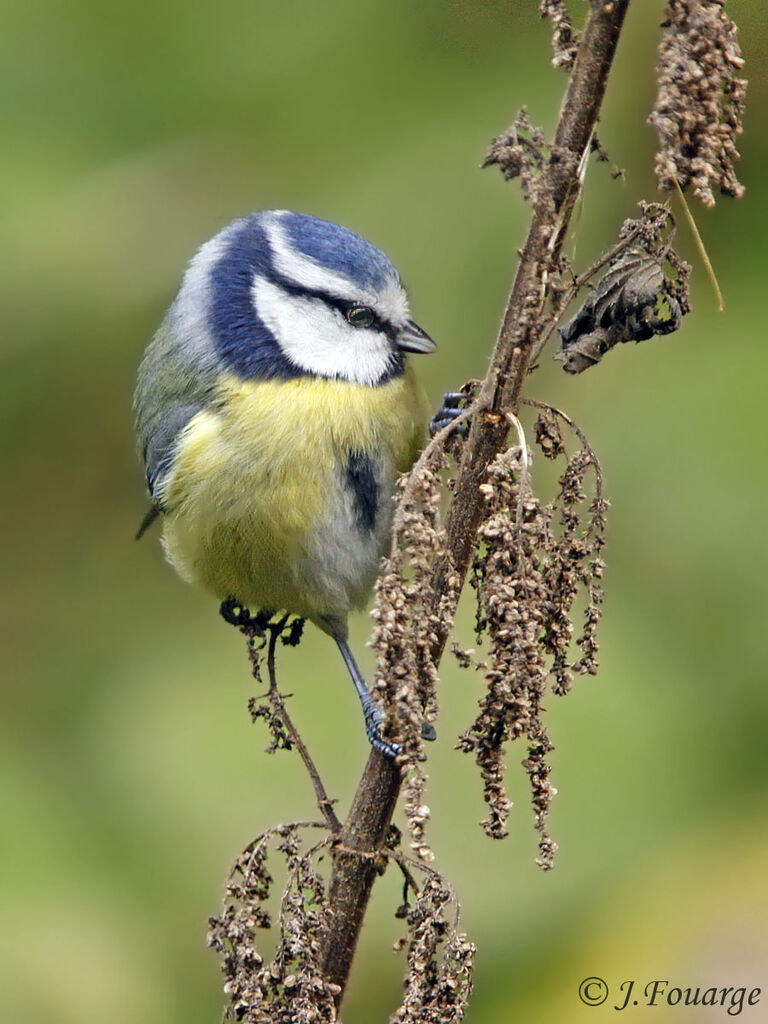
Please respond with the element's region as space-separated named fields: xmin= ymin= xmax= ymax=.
xmin=383 ymin=848 xmax=464 ymax=931
xmin=264 ymin=622 xmax=343 ymax=833
xmin=231 ymin=820 xmax=332 ymax=898
xmin=388 ymin=850 xmax=421 ymax=904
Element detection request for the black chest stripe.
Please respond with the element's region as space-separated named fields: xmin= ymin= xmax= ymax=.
xmin=346 ymin=452 xmax=379 ymax=533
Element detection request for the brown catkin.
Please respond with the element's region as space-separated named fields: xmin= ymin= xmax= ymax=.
xmin=371 ymin=446 xmax=459 ymax=862
xmin=460 ymin=407 xmax=607 ymax=869
xmin=391 ymin=875 xmax=475 ymax=1024
xmin=650 ymin=0 xmax=746 ymax=206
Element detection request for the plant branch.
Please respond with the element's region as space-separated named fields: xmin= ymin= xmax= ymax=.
xmin=318 ymin=0 xmax=631 ymax=1011
xmin=430 ymin=0 xmax=630 ymax=644
xmin=321 ymin=749 xmax=400 ymax=1000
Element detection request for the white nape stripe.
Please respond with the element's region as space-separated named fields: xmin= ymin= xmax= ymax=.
xmin=252 ymin=276 xmax=396 ymax=386
xmin=264 ymin=216 xmax=367 ymax=302
xmin=169 ymin=223 xmax=240 ymax=368
xmin=263 ymin=213 xmax=411 ymax=327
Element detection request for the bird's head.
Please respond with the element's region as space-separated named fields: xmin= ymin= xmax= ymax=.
xmin=171 ymin=210 xmax=435 ymax=387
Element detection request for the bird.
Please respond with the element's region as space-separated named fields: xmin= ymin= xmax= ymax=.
xmin=134 ymin=210 xmax=443 ymax=758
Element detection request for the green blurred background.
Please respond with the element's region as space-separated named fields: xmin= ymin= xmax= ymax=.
xmin=2 ymin=1 xmax=766 ymax=1021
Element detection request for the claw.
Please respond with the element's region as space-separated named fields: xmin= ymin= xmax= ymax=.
xmin=442 ymin=392 xmax=466 ymax=407
xmin=362 ymin=697 xmax=401 ymax=759
xmin=429 ymin=391 xmax=470 ymax=438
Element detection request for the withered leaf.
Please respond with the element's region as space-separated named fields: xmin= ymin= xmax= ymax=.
xmin=557 ymin=249 xmax=685 ymax=374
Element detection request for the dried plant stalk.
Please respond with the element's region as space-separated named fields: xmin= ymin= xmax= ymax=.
xmin=211 ymin=4 xmax=643 ymax=1019
xmin=316 ymin=3 xmax=632 ymax=1012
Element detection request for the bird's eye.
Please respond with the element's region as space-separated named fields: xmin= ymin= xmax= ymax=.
xmin=346 ymin=306 xmax=375 ymax=328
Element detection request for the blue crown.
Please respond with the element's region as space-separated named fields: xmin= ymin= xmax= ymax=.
xmin=281 ymin=212 xmax=397 ymax=292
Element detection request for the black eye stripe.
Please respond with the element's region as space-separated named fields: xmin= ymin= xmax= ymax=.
xmin=269 ymin=272 xmax=396 ymax=340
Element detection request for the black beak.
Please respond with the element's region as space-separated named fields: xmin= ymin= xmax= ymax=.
xmin=397 ymin=320 xmax=437 ymax=354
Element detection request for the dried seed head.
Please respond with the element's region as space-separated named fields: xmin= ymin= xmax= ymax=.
xmin=539 ymin=0 xmax=579 ymax=71
xmin=462 ymin=409 xmax=607 ymax=868
xmin=482 ymin=109 xmax=548 ymax=204
xmin=650 ymin=0 xmax=746 ymax=206
xmin=371 ymin=444 xmax=457 ymax=862
xmin=209 ymin=824 xmax=337 ymax=1024
xmin=534 ymin=407 xmax=565 ymax=460
xmin=391 ymin=874 xmax=475 ymax=1024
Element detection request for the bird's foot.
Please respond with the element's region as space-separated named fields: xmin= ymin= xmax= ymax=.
xmin=362 ymin=697 xmax=401 ymax=759
xmin=220 ymin=598 xmax=272 ymax=633
xmin=362 ymin=695 xmax=437 ymax=759
xmin=429 ymin=391 xmax=470 ymax=438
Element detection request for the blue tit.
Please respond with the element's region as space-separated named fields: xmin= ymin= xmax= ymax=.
xmin=134 ymin=210 xmax=436 ymax=757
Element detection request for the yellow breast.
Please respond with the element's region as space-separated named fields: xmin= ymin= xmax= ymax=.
xmin=159 ymin=368 xmax=428 ymax=619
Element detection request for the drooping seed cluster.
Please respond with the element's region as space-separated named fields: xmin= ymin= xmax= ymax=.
xmin=458 ymin=410 xmax=606 ymax=868
xmin=371 ymin=447 xmax=459 ymax=862
xmin=539 ymin=0 xmax=579 ymax=71
xmin=208 ymin=824 xmax=337 ymax=1024
xmin=649 ymin=0 xmax=746 ymax=206
xmin=391 ymin=874 xmax=475 ymax=1024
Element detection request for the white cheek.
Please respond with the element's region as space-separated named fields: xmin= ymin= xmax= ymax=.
xmin=252 ymin=277 xmax=396 ymax=386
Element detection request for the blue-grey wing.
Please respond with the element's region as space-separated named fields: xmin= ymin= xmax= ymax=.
xmin=141 ymin=402 xmax=203 ymax=495
xmin=134 ymin=311 xmax=219 ymax=529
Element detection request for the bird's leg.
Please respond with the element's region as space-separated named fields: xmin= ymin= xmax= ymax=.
xmin=336 ymin=637 xmax=400 ymax=759
xmin=335 ymin=638 xmax=436 ymax=759
xmin=429 ymin=391 xmax=470 ymax=437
